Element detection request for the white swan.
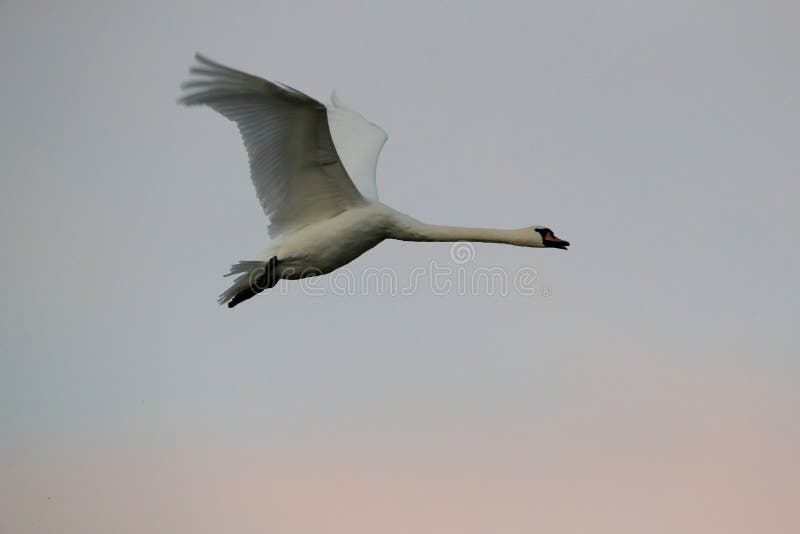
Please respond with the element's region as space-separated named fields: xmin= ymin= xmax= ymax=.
xmin=179 ymin=54 xmax=569 ymax=307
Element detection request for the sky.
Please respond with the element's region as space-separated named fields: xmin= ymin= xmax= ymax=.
xmin=1 ymin=1 xmax=798 ymax=533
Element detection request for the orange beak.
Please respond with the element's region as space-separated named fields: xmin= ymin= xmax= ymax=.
xmin=543 ymin=230 xmax=570 ymax=250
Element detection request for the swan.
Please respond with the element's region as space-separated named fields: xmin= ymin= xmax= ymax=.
xmin=179 ymin=54 xmax=569 ymax=307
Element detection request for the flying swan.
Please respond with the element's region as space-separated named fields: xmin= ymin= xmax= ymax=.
xmin=179 ymin=54 xmax=569 ymax=307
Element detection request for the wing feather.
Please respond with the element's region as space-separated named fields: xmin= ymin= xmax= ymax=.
xmin=179 ymin=54 xmax=365 ymax=237
xmin=327 ymin=92 xmax=388 ymax=201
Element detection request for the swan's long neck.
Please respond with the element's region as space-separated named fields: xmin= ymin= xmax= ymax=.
xmin=387 ymin=213 xmax=533 ymax=247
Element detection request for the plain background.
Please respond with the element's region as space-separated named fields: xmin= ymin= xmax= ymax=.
xmin=1 ymin=1 xmax=798 ymax=533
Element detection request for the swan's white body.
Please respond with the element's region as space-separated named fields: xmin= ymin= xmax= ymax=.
xmin=265 ymin=203 xmax=392 ymax=279
xmin=180 ymin=54 xmax=568 ymax=307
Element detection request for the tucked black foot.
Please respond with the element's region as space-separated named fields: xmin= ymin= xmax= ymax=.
xmin=227 ymin=256 xmax=279 ymax=309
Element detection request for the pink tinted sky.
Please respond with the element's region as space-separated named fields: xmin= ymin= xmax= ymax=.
xmin=3 ymin=349 xmax=798 ymax=534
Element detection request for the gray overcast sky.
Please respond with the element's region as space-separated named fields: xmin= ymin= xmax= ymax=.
xmin=1 ymin=1 xmax=799 ymax=533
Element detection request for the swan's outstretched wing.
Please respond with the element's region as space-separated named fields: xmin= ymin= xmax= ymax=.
xmin=327 ymin=92 xmax=388 ymax=201
xmin=179 ymin=54 xmax=366 ymax=237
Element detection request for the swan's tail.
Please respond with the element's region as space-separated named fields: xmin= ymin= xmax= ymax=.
xmin=218 ymin=258 xmax=277 ymax=308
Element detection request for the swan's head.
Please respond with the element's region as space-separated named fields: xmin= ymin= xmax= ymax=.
xmin=530 ymin=226 xmax=570 ymax=250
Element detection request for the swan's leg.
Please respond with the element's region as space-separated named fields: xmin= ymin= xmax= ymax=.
xmin=228 ymin=256 xmax=279 ymax=308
